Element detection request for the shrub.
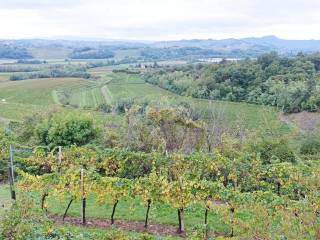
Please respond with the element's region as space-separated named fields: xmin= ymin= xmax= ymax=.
xmin=114 ymin=98 xmax=134 ymax=114
xmin=0 ymin=195 xmax=100 ymax=240
xmin=36 ymin=112 xmax=97 ymax=148
xmin=251 ymin=137 xmax=296 ymax=164
xmin=300 ymin=133 xmax=320 ymax=155
xmin=97 ymin=103 xmax=112 ymax=113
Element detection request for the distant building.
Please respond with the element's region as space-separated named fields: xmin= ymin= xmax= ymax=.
xmin=140 ymin=64 xmax=146 ymax=69
xmin=198 ymin=58 xmax=242 ymax=63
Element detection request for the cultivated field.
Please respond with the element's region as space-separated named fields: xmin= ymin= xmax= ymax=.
xmin=0 ymin=61 xmax=281 ymax=130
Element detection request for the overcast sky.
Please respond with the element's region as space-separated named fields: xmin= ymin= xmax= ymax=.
xmin=0 ymin=0 xmax=320 ymax=41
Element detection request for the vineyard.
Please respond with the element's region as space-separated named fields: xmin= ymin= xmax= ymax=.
xmin=4 ymin=145 xmax=319 ymax=239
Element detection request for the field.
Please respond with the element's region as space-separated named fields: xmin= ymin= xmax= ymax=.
xmin=0 ymin=59 xmax=318 ymax=240
xmin=0 ymin=185 xmax=178 ymax=239
xmin=27 ymin=47 xmax=73 ymax=59
xmin=0 ymin=73 xmax=11 ymax=82
xmin=0 ymin=61 xmax=281 ymax=131
xmin=0 ymin=184 xmax=224 ymax=238
xmin=0 ymin=78 xmax=84 ymax=122
xmin=113 ymin=49 xmax=142 ymax=60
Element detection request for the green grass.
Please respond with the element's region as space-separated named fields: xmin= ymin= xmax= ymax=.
xmin=0 ymin=73 xmax=11 ymax=82
xmin=113 ymin=49 xmax=141 ymax=60
xmin=0 ymin=78 xmax=84 ymax=105
xmin=0 ymin=185 xmax=11 ymax=218
xmin=103 ymin=72 xmax=280 ymax=129
xmin=47 ymin=193 xmax=230 ymax=236
xmin=0 ymin=64 xmax=284 ymax=130
xmin=58 ymin=225 xmax=179 ymax=239
xmin=107 ymin=73 xmax=173 ymax=103
xmin=69 ymin=87 xmax=105 ymax=108
xmin=28 ymin=47 xmax=72 ymax=59
xmin=0 ymin=185 xmax=178 ymax=239
xmin=0 ymin=78 xmax=85 ymax=122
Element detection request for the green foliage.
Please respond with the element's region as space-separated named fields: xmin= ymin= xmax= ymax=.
xmin=36 ymin=112 xmax=97 ymax=148
xmin=251 ymin=137 xmax=297 ymax=164
xmin=69 ymin=47 xmax=114 ymax=59
xmin=300 ymin=131 xmax=320 ymax=155
xmin=0 ymin=194 xmax=134 ymax=240
xmin=0 ymin=129 xmax=15 ymax=181
xmin=0 ymin=195 xmax=51 ymax=240
xmin=0 ymin=44 xmax=32 ymax=59
xmin=10 ymin=64 xmax=91 ymax=81
xmin=114 ymin=98 xmax=135 ymax=114
xmin=10 ymin=144 xmax=320 ymax=239
xmin=141 ymin=47 xmax=223 ymax=61
xmin=96 ymin=103 xmax=112 ymax=113
xmin=143 ymin=52 xmax=320 ymax=113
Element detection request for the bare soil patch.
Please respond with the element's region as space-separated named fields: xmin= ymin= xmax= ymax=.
xmin=280 ymin=111 xmax=320 ymax=132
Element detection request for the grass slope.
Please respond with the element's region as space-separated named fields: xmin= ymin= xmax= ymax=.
xmin=0 ymin=185 xmax=11 ymax=218
xmin=0 ymin=78 xmax=84 ymax=121
xmin=47 ymin=193 xmax=230 ymax=236
xmin=0 ymin=66 xmax=282 ymax=130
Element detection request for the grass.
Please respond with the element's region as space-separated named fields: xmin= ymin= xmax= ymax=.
xmin=113 ymin=49 xmax=141 ymax=60
xmin=0 ymin=63 xmax=284 ymax=131
xmin=46 ymin=193 xmax=230 ymax=236
xmin=0 ymin=185 xmax=179 ymax=239
xmin=0 ymin=73 xmax=11 ymax=82
xmin=0 ymin=185 xmax=11 ymax=218
xmin=58 ymin=225 xmax=179 ymax=239
xmin=27 ymin=47 xmax=72 ymax=59
xmin=69 ymin=87 xmax=105 ymax=109
xmin=103 ymin=72 xmax=280 ymax=129
xmin=0 ymin=78 xmax=85 ymax=121
xmin=0 ymin=78 xmax=84 ymax=105
xmin=106 ymin=73 xmax=174 ymax=103
xmin=0 ymin=102 xmax=53 ymax=121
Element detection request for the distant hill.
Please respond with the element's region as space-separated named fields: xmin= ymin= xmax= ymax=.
xmin=0 ymin=43 xmax=33 ymax=59
xmin=243 ymin=36 xmax=320 ymax=52
xmin=1 ymin=36 xmax=320 ymax=59
xmin=152 ymin=36 xmax=320 ymax=54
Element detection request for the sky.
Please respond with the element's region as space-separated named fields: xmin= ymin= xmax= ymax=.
xmin=0 ymin=0 xmax=320 ymax=41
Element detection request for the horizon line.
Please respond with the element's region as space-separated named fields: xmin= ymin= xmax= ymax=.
xmin=1 ymin=35 xmax=320 ymax=43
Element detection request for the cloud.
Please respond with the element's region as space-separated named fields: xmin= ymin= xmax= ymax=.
xmin=0 ymin=0 xmax=319 ymax=40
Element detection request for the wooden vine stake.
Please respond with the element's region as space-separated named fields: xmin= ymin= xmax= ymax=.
xmin=81 ymin=168 xmax=86 ymax=225
xmin=58 ymin=146 xmax=62 ymax=172
xmin=8 ymin=144 xmax=16 ymax=200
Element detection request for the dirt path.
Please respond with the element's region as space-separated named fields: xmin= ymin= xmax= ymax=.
xmin=50 ymin=215 xmax=185 ymax=238
xmin=0 ymin=116 xmax=11 ymax=124
xmin=101 ymin=85 xmax=113 ymax=105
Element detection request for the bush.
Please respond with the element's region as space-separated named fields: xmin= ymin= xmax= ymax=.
xmin=300 ymin=133 xmax=320 ymax=155
xmin=0 ymin=195 xmax=50 ymax=240
xmin=251 ymin=137 xmax=296 ymax=164
xmin=114 ymin=98 xmax=134 ymax=114
xmin=69 ymin=48 xmax=114 ymax=59
xmin=0 ymin=195 xmax=101 ymax=240
xmin=96 ymin=103 xmax=112 ymax=113
xmin=36 ymin=112 xmax=98 ymax=148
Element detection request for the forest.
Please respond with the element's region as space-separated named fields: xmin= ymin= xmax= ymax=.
xmin=143 ymin=52 xmax=320 ymax=113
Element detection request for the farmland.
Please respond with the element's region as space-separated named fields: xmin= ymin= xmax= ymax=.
xmin=0 ymin=61 xmax=280 ymax=130
xmin=0 ymin=56 xmax=318 ymax=240
xmin=2 ymin=0 xmax=320 ymax=238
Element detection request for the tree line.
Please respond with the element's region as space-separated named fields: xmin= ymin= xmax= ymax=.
xmin=143 ymin=52 xmax=320 ymax=113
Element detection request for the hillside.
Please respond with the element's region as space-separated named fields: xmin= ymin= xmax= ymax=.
xmin=143 ymin=52 xmax=320 ymax=113
xmin=2 ymin=36 xmax=320 ymax=60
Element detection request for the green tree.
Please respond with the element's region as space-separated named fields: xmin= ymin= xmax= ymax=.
xmin=36 ymin=112 xmax=97 ymax=148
